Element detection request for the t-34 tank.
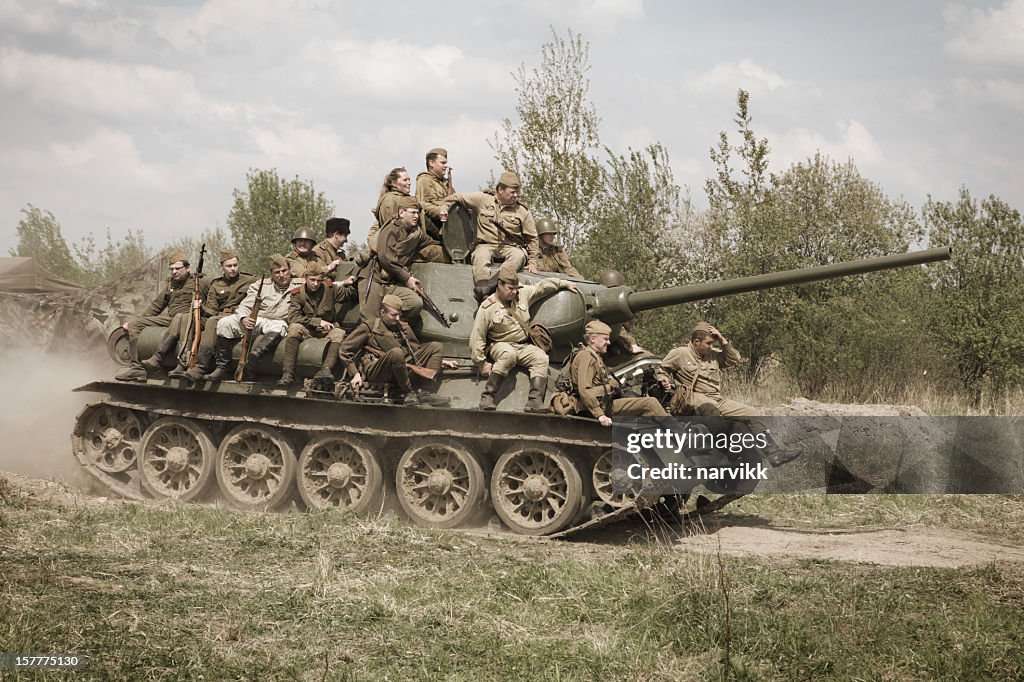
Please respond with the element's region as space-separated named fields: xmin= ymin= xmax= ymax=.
xmin=71 ymin=238 xmax=951 ymax=536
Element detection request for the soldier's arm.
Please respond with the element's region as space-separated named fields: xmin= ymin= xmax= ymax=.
xmin=720 ymin=343 xmax=743 ymax=369
xmin=201 ymin=283 xmax=220 ymax=318
xmin=526 ymin=278 xmax=573 ymax=305
xmin=522 ymin=211 xmax=540 ymax=267
xmin=287 ymin=293 xmax=314 ymax=328
xmin=141 ymin=287 xmax=168 ymax=317
xmin=234 ymin=281 xmax=258 ymax=319
xmin=469 ymin=306 xmax=489 ymax=365
xmin=448 ymin=191 xmax=486 ymax=211
xmin=338 ymin=323 xmax=371 ymax=376
xmin=377 ymin=226 xmax=414 ymax=285
xmin=557 ymin=251 xmax=582 ymax=278
xmin=417 ymin=178 xmax=447 ymax=221
xmin=572 ymin=353 xmax=606 ymax=418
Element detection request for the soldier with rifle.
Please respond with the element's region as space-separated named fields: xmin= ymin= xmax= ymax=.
xmin=415 ymin=147 xmax=454 ymax=245
xmin=116 ymin=250 xmax=208 ymax=382
xmin=337 ymin=294 xmax=455 ymax=406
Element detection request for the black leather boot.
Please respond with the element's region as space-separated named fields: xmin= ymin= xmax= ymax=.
xmin=204 ymin=336 xmax=238 ymax=382
xmin=141 ymin=333 xmax=178 ymax=372
xmin=181 ymin=346 xmax=214 ymax=383
xmin=478 ymin=372 xmax=504 ymax=411
xmin=115 ymin=337 xmax=148 ymax=382
xmin=239 ymin=332 xmax=282 ymax=382
xmin=524 ymin=376 xmax=550 ymax=414
xmin=276 ymin=337 xmax=301 ymax=388
xmin=761 ymin=432 xmax=801 ymax=467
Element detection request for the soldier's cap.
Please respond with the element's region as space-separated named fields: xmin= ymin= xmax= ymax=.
xmin=167 ymin=250 xmax=188 ymax=266
xmin=497 ymin=262 xmax=519 ymax=285
xmin=326 ymin=217 xmax=350 ymax=236
xmin=268 ymin=253 xmax=289 ymax=270
xmin=585 ymin=320 xmax=612 ymax=337
xmin=218 ymin=248 xmax=239 ymax=264
xmin=304 ymin=262 xmax=327 ymax=277
xmin=396 ymin=195 xmax=420 ymax=210
xmin=691 ymin=321 xmax=712 ymax=336
xmin=497 ymin=170 xmax=521 ymax=189
xmin=381 ymin=294 xmax=403 ymax=311
xmin=426 ymin=147 xmax=448 ymax=159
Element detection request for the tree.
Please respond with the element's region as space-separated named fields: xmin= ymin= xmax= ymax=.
xmin=228 ymin=168 xmax=334 ymax=271
xmin=491 ymin=28 xmax=604 ymax=252
xmin=169 ymin=226 xmax=231 ymax=274
xmin=924 ymin=188 xmax=1024 ymax=406
xmin=73 ymin=228 xmax=153 ymax=286
xmin=10 ymin=205 xmax=83 ymax=282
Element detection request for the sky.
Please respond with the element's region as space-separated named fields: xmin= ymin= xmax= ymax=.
xmin=1 ymin=0 xmax=1022 ymax=255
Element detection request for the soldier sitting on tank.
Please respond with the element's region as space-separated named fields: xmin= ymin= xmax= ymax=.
xmin=286 ymin=228 xmax=320 ymax=280
xmin=536 ymin=218 xmax=582 ymax=278
xmin=660 ymin=322 xmax=800 ymax=467
xmin=276 ymin=262 xmax=357 ymax=388
xmin=337 ymin=294 xmax=455 ymax=406
xmin=313 ymin=217 xmax=351 ymax=279
xmin=357 ymin=196 xmax=440 ymax=324
xmin=470 ymin=262 xmax=578 ymax=413
xmin=416 ymin=147 xmax=453 ymax=243
xmin=116 ymin=250 xmax=209 ymax=382
xmin=170 ymin=249 xmax=255 ymax=381
xmin=567 ymin=320 xmax=670 ymax=427
xmin=191 ymin=254 xmax=298 ymax=382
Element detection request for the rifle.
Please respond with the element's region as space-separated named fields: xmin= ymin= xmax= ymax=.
xmin=362 ymin=346 xmax=437 ymax=380
xmin=234 ymin=274 xmax=266 ymax=382
xmin=183 ymin=243 xmax=207 ymax=369
xmin=412 ymin=284 xmax=452 ymax=328
xmin=445 ymin=167 xmax=455 ymax=195
xmin=491 ymin=219 xmax=528 ymax=248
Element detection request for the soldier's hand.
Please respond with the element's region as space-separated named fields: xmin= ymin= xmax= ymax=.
xmin=525 ymin=263 xmax=539 ymax=274
xmin=565 ymin=282 xmax=578 ymax=293
xmin=439 ymin=209 xmax=448 ymax=221
xmin=351 ymin=373 xmax=363 ymax=390
xmin=598 ymin=415 xmax=613 ymax=427
xmin=480 ymin=362 xmax=492 ymax=378
xmin=330 ymin=259 xmax=341 ymax=270
xmin=442 ymin=360 xmax=459 ymax=370
xmin=707 ymin=324 xmax=724 ymax=341
xmin=319 ymin=320 xmax=334 ymax=332
xmin=122 ymin=322 xmax=129 ymax=331
xmin=407 ymin=275 xmax=421 ymax=291
xmin=660 ymin=378 xmax=673 ymax=392
xmin=341 ymin=275 xmax=356 ymax=287
xmin=242 ymin=316 xmax=255 ymax=330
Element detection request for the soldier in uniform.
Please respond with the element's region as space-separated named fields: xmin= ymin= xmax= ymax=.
xmin=276 ymin=262 xmax=356 ymax=388
xmin=116 ymin=251 xmax=208 ymax=382
xmin=569 ymin=320 xmax=670 ymax=426
xmin=357 ymin=195 xmax=440 ymax=324
xmin=449 ymin=171 xmax=540 ymax=298
xmin=196 ymin=254 xmax=299 ymax=382
xmin=170 ymin=249 xmax=255 ymax=381
xmin=366 ymin=167 xmax=411 ymax=252
xmin=313 ymin=217 xmax=351 ymax=278
xmin=337 ymin=294 xmax=454 ymax=406
xmin=470 ymin=262 xmax=577 ymax=412
xmin=416 ymin=147 xmax=453 ymax=241
xmin=660 ymin=322 xmax=800 ymax=466
xmin=535 ymin=218 xmax=581 ymax=277
xmin=286 ymin=228 xmax=319 ymax=280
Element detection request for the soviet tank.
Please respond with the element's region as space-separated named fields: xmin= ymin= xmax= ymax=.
xmin=71 ymin=209 xmax=951 ymax=536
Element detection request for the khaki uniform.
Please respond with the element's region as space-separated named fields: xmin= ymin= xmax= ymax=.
xmin=357 ymin=217 xmax=439 ymax=321
xmin=338 ymin=317 xmax=443 ymax=393
xmin=188 ymin=272 xmax=257 ymax=350
xmin=286 ymin=250 xmax=319 ymax=280
xmin=571 ymin=346 xmax=668 ymax=419
xmin=217 ymin=277 xmax=300 ymax=339
xmin=367 ymin=190 xmax=407 ymax=251
xmin=469 ymin=278 xmax=569 ymax=379
xmin=660 ymin=342 xmax=755 ymax=418
xmin=285 ymin=281 xmax=355 ymax=345
xmin=126 ymin=274 xmax=209 ymax=340
xmin=450 ymin=191 xmax=539 ymax=282
xmin=313 ymin=239 xmax=346 ymax=278
xmin=537 ymin=244 xmax=581 ymax=278
xmin=416 ymin=171 xmax=452 ymax=239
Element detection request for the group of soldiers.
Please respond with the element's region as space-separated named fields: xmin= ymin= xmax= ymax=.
xmin=111 ymin=146 xmax=799 ymax=464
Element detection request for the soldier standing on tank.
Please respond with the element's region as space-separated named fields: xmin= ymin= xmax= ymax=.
xmin=170 ymin=249 xmax=255 ymax=381
xmin=337 ymin=294 xmax=455 ymax=406
xmin=449 ymin=171 xmax=540 ymax=299
xmin=357 ymin=196 xmax=440 ymax=324
xmin=286 ymin=228 xmax=319 ymax=280
xmin=660 ymin=322 xmax=800 ymax=466
xmin=313 ymin=217 xmax=351 ymax=279
xmin=276 ymin=262 xmax=356 ymax=388
xmin=116 ymin=251 xmax=209 ymax=382
xmin=535 ymin=218 xmax=582 ymax=278
xmin=195 ymin=254 xmax=298 ymax=382
xmin=366 ymin=167 xmax=412 ymax=253
xmin=569 ymin=320 xmax=670 ymax=426
xmin=470 ymin=262 xmax=577 ymax=413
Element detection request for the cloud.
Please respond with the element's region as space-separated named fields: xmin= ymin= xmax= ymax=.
xmin=684 ymin=59 xmax=789 ymax=92
xmin=945 ymin=0 xmax=1024 ymax=65
xmin=510 ymin=0 xmax=644 ymax=34
xmin=954 ymin=76 xmax=1024 ymax=110
xmin=771 ymin=120 xmax=884 ymax=169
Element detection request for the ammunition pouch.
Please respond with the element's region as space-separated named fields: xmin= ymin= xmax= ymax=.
xmin=550 ymin=391 xmax=579 ymax=416
xmin=527 ymin=323 xmax=553 ymax=354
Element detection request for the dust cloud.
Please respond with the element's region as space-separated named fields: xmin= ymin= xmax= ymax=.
xmin=0 ymin=349 xmax=115 ymax=490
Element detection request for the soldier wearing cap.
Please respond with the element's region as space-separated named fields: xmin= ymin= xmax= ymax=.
xmin=337 ymin=294 xmax=455 ymax=406
xmin=171 ymin=248 xmax=255 ymax=381
xmin=535 ymin=218 xmax=582 ymax=278
xmin=469 ymin=262 xmax=578 ymax=412
xmin=275 ymin=261 xmax=356 ymax=388
xmin=660 ymin=322 xmax=800 ymax=466
xmin=416 ymin=147 xmax=453 ymax=241
xmin=357 ymin=195 xmax=440 ymax=324
xmin=194 ymin=254 xmax=299 ymax=382
xmin=286 ymin=227 xmax=319 ymax=280
xmin=569 ymin=320 xmax=669 ymax=427
xmin=116 ymin=250 xmax=209 ymax=382
xmin=313 ymin=217 xmax=351 ymax=278
xmin=449 ymin=170 xmax=540 ymax=296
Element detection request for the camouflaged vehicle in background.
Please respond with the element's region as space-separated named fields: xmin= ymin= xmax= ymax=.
xmin=68 ymin=211 xmax=952 ymax=536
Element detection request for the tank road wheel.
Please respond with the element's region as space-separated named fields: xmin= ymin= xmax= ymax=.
xmin=592 ymin=449 xmax=640 ymax=509
xmin=396 ymin=441 xmax=487 ymax=529
xmin=491 ymin=445 xmax=583 ymax=536
xmin=137 ymin=417 xmax=216 ymax=502
xmin=74 ymin=404 xmax=145 ymax=474
xmin=216 ymin=425 xmax=296 ymax=511
xmin=297 ymin=435 xmax=383 ymax=513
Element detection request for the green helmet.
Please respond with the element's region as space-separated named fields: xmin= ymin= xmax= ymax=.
xmin=536 ymin=218 xmax=559 ymax=236
xmin=597 ymin=269 xmax=625 ymax=287
xmin=292 ymin=227 xmax=316 ymax=243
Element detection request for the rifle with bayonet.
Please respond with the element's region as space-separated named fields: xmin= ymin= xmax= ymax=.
xmin=182 ymin=243 xmax=207 ymax=369
xmin=234 ymin=274 xmax=265 ymax=382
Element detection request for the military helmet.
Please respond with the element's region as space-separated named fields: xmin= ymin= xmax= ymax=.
xmin=536 ymin=218 xmax=559 ymax=236
xmin=292 ymin=227 xmax=316 ymax=243
xmin=597 ymin=269 xmax=625 ymax=287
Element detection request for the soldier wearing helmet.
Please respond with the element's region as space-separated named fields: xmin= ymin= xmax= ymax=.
xmin=286 ymin=227 xmax=319 ymax=279
xmin=535 ymin=218 xmax=581 ymax=278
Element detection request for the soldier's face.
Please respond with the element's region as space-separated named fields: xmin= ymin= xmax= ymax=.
xmin=588 ymin=334 xmax=610 ymax=354
xmin=380 ymin=305 xmax=402 ymax=326
xmin=429 ymin=156 xmax=448 ymax=179
xmin=496 ymin=186 xmax=518 ymax=206
xmin=395 ymin=171 xmax=412 ymax=194
xmin=496 ymin=280 xmax=519 ymax=302
xmin=692 ymin=336 xmax=714 ymax=355
xmin=169 ymin=261 xmax=189 ymax=282
xmin=294 ymin=239 xmax=314 ymax=254
xmin=271 ymin=265 xmax=291 ymax=286
xmin=305 ymin=275 xmax=323 ymax=292
xmin=331 ymin=233 xmax=348 ymax=248
xmin=399 ymin=207 xmax=420 ymax=227
xmin=540 ymin=233 xmax=555 ymax=246
xmin=221 ymin=258 xmax=239 ymax=278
